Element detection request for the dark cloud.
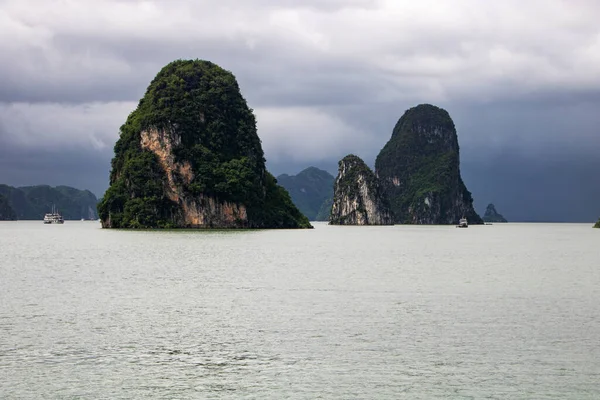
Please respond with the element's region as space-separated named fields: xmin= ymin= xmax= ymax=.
xmin=0 ymin=0 xmax=599 ymax=220
xmin=463 ymin=152 xmax=600 ymax=223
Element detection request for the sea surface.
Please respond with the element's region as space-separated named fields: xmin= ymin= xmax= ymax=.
xmin=1 ymin=221 xmax=599 ymax=399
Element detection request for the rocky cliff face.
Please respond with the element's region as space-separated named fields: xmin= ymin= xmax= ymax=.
xmin=483 ymin=203 xmax=507 ymax=223
xmin=0 ymin=194 xmax=16 ymax=220
xmin=138 ymin=127 xmax=247 ymax=228
xmin=375 ymin=104 xmax=482 ymax=225
xmin=329 ymin=155 xmax=393 ymax=225
xmin=98 ymin=59 xmax=311 ymax=229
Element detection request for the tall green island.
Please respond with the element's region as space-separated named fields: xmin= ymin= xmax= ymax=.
xmin=98 ymin=60 xmax=311 ymax=229
xmin=375 ymin=104 xmax=483 ymax=225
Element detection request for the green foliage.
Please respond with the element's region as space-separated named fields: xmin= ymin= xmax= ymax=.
xmin=390 ymin=103 xmax=456 ymax=142
xmin=277 ymin=167 xmax=335 ymax=221
xmin=122 ymin=197 xmax=177 ymax=229
xmin=140 ymin=60 xmax=263 ymax=162
xmin=98 ymin=150 xmax=179 ymax=228
xmin=100 ymin=59 xmax=310 ymax=229
xmin=0 ymin=184 xmax=98 ymax=220
xmin=246 ymin=173 xmax=312 ymax=228
xmin=594 ymin=218 xmax=600 ymax=228
xmin=0 ymin=194 xmax=17 ymax=220
xmin=375 ymin=104 xmax=483 ymax=224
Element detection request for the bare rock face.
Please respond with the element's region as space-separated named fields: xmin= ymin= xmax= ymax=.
xmin=139 ymin=128 xmax=247 ymax=228
xmin=375 ymin=104 xmax=483 ymax=225
xmin=98 ymin=60 xmax=311 ymax=229
xmin=329 ymin=155 xmax=393 ymax=225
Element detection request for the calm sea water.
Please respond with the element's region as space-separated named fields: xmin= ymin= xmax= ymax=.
xmin=1 ymin=221 xmax=599 ymax=399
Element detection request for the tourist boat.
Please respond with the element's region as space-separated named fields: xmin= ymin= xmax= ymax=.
xmin=456 ymin=217 xmax=468 ymax=228
xmin=43 ymin=205 xmax=65 ymax=224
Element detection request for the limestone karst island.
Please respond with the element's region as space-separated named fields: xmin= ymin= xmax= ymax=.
xmin=329 ymin=155 xmax=393 ymax=225
xmin=376 ymin=104 xmax=482 ymax=225
xmin=329 ymin=104 xmax=483 ymax=225
xmin=98 ymin=60 xmax=311 ymax=229
xmin=98 ymin=60 xmax=486 ymax=229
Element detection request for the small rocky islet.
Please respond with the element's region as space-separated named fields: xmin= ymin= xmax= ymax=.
xmin=328 ymin=155 xmax=393 ymax=225
xmin=483 ymin=203 xmax=508 ymax=223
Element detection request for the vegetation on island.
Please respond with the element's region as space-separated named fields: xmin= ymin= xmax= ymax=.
xmin=98 ymin=59 xmax=311 ymax=229
xmin=277 ymin=167 xmax=334 ymax=221
xmin=0 ymin=184 xmax=98 ymax=220
xmin=594 ymin=218 xmax=600 ymax=228
xmin=375 ymin=104 xmax=483 ymax=224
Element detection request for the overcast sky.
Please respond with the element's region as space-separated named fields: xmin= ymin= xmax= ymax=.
xmin=1 ymin=0 xmax=599 ymax=221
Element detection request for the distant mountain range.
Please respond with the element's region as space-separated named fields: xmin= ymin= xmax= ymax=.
xmin=0 ymin=194 xmax=17 ymax=220
xmin=0 ymin=184 xmax=98 ymax=220
xmin=277 ymin=167 xmax=334 ymax=221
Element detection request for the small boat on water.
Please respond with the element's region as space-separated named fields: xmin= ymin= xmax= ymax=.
xmin=456 ymin=217 xmax=468 ymax=228
xmin=43 ymin=205 xmax=64 ymax=224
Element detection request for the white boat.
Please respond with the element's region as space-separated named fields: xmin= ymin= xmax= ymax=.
xmin=456 ymin=217 xmax=468 ymax=228
xmin=43 ymin=205 xmax=65 ymax=224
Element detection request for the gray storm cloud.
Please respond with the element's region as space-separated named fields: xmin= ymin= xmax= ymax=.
xmin=0 ymin=0 xmax=599 ymax=220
